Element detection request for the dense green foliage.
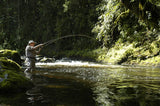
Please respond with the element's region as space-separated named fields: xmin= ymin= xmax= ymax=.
xmin=92 ymin=0 xmax=160 ymax=65
xmin=93 ymin=0 xmax=160 ymax=48
xmin=0 ymin=0 xmax=100 ymax=55
xmin=0 ymin=0 xmax=160 ymax=64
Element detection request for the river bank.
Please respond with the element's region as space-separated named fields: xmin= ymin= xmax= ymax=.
xmin=1 ymin=49 xmax=160 ymax=105
xmin=94 ymin=37 xmax=160 ymax=67
xmin=50 ymin=35 xmax=160 ymax=67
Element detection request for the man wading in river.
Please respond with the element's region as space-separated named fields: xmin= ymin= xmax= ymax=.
xmin=25 ymin=40 xmax=44 ymax=73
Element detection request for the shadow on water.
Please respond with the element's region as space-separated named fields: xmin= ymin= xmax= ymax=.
xmin=0 ymin=68 xmax=96 ymax=106
xmin=27 ymin=71 xmax=96 ymax=106
xmin=1 ymin=63 xmax=160 ymax=106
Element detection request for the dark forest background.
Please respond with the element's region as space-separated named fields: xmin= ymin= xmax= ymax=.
xmin=0 ymin=0 xmax=160 ymax=58
xmin=0 ymin=0 xmax=100 ymax=55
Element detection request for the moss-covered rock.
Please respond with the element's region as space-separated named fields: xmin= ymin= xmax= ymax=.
xmin=39 ymin=57 xmax=55 ymax=63
xmin=0 ymin=57 xmax=33 ymax=93
xmin=0 ymin=71 xmax=33 ymax=93
xmin=0 ymin=49 xmax=21 ymax=65
xmin=0 ymin=57 xmax=21 ymax=72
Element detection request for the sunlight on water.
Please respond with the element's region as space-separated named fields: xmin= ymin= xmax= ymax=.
xmin=35 ymin=59 xmax=160 ymax=106
xmin=1 ymin=59 xmax=160 ymax=106
xmin=36 ymin=60 xmax=124 ymax=68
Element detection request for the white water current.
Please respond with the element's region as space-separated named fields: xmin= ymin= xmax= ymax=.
xmin=36 ymin=59 xmax=124 ymax=68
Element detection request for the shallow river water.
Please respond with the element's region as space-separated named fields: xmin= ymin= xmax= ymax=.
xmin=1 ymin=60 xmax=160 ymax=106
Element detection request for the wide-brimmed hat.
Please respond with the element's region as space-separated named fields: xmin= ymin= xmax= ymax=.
xmin=28 ymin=40 xmax=36 ymax=44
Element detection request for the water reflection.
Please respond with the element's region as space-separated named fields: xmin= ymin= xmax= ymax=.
xmin=34 ymin=65 xmax=160 ymax=106
xmin=24 ymin=70 xmax=95 ymax=106
xmin=24 ymin=71 xmax=33 ymax=80
xmin=91 ymin=68 xmax=160 ymax=106
xmin=1 ymin=61 xmax=160 ymax=106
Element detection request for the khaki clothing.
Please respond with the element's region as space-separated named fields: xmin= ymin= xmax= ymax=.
xmin=25 ymin=45 xmax=40 ymax=72
xmin=25 ymin=45 xmax=37 ymax=58
xmin=25 ymin=58 xmax=36 ymax=71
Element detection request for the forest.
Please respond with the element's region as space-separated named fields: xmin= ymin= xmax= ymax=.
xmin=0 ymin=0 xmax=160 ymax=65
xmin=1 ymin=0 xmax=160 ymax=105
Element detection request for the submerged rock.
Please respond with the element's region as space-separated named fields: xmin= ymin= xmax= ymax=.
xmin=0 ymin=49 xmax=21 ymax=65
xmin=39 ymin=57 xmax=55 ymax=63
xmin=0 ymin=71 xmax=33 ymax=93
xmin=0 ymin=57 xmax=33 ymax=93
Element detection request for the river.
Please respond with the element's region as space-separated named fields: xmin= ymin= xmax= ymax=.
xmin=1 ymin=59 xmax=160 ymax=106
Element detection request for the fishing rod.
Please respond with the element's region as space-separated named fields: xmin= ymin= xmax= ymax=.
xmin=42 ymin=34 xmax=96 ymax=47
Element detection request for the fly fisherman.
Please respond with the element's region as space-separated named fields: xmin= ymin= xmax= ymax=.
xmin=25 ymin=40 xmax=44 ymax=73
